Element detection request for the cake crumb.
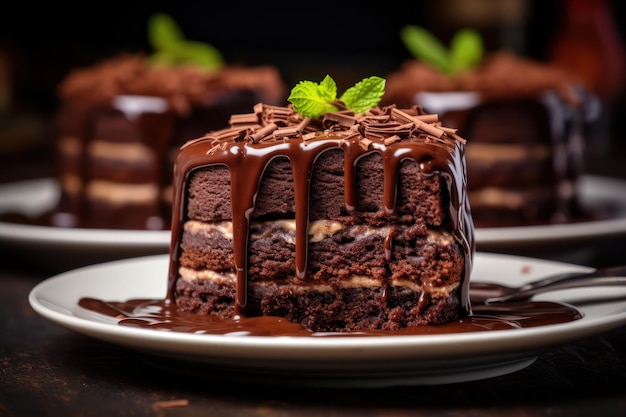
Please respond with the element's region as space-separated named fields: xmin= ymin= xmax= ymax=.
xmin=152 ymin=399 xmax=189 ymax=409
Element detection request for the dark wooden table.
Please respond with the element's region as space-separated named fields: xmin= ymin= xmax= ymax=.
xmin=2 ymin=145 xmax=626 ymax=417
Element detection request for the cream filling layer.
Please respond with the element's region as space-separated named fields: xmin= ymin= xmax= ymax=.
xmin=60 ymin=174 xmax=159 ymax=205
xmin=185 ymin=219 xmax=454 ymax=247
xmin=88 ymin=140 xmax=155 ymax=163
xmin=468 ymin=185 xmax=554 ymax=209
xmin=58 ymin=137 xmax=160 ymax=204
xmin=178 ymin=267 xmax=459 ymax=298
xmin=58 ymin=137 xmax=156 ymax=163
xmin=87 ymin=180 xmax=159 ymax=204
xmin=58 ymin=136 xmax=82 ymax=157
xmin=60 ymin=173 xmax=82 ymax=196
xmin=465 ymin=143 xmax=551 ymax=165
xmin=184 ymin=219 xmax=348 ymax=243
xmin=468 ymin=187 xmax=525 ymax=209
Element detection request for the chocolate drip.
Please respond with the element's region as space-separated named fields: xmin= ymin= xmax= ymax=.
xmin=77 ymin=289 xmax=583 ymax=336
xmin=168 ymin=103 xmax=475 ymax=318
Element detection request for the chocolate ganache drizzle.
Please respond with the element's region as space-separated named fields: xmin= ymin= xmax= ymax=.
xmin=168 ymin=102 xmax=475 ymax=318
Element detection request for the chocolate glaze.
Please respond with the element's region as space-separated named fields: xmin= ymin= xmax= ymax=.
xmin=169 ymin=103 xmax=474 ymax=319
xmin=76 ymin=281 xmax=583 ymax=337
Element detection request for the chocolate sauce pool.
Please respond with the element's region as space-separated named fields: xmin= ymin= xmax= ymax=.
xmin=77 ymin=282 xmax=582 ymax=337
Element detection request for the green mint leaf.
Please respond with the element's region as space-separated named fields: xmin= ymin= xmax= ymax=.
xmin=176 ymin=41 xmax=224 ymax=70
xmin=288 ymin=75 xmax=386 ymax=118
xmin=400 ymin=25 xmax=452 ymax=74
xmin=449 ymin=29 xmax=483 ymax=74
xmin=288 ymin=75 xmax=339 ymax=118
xmin=339 ymin=76 xmax=386 ymax=114
xmin=400 ymin=25 xmax=484 ymax=76
xmin=318 ymin=74 xmax=338 ymax=101
xmin=148 ymin=13 xmax=184 ymax=52
xmin=147 ymin=13 xmax=223 ymax=70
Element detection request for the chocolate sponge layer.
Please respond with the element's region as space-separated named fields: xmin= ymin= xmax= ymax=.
xmin=175 ymin=278 xmax=461 ymax=332
xmin=186 ymin=149 xmax=448 ymax=226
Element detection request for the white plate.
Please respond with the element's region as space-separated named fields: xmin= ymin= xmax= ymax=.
xmin=2 ymin=175 xmax=626 ymax=268
xmin=475 ymin=175 xmax=626 ymax=246
xmin=0 ymin=178 xmax=171 ymax=269
xmin=28 ymin=252 xmax=626 ymax=388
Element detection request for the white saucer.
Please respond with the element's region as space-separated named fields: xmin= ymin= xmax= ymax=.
xmin=28 ymin=252 xmax=626 ymax=388
xmin=475 ymin=175 xmax=626 ymax=246
xmin=0 ymin=178 xmax=170 ymax=269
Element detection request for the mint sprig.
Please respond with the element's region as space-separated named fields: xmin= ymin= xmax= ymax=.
xmin=400 ymin=25 xmax=483 ymax=75
xmin=147 ymin=13 xmax=224 ymax=71
xmin=288 ymin=75 xmax=386 ymax=118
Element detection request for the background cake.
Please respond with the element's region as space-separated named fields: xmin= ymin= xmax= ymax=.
xmin=382 ymin=26 xmax=589 ymax=227
xmin=52 ymin=14 xmax=286 ymax=230
xmin=167 ymin=76 xmax=475 ymax=332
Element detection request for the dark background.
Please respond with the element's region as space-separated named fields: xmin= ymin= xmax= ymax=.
xmin=1 ymin=0 xmax=625 ymax=168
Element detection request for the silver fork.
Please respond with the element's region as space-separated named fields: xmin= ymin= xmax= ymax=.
xmin=470 ymin=265 xmax=626 ymax=304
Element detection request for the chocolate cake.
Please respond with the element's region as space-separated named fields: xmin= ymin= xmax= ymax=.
xmin=383 ymin=34 xmax=588 ymax=227
xmin=167 ymin=76 xmax=474 ymax=332
xmin=52 ymin=15 xmax=287 ymax=230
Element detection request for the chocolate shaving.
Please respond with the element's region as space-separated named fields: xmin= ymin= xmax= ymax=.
xmin=384 ymin=135 xmax=401 ymax=145
xmin=271 ymin=126 xmax=301 ymax=140
xmin=415 ymin=120 xmax=444 ymax=138
xmin=390 ymin=107 xmax=444 ymax=138
xmin=359 ymin=137 xmax=373 ymax=150
xmin=414 ymin=114 xmax=439 ymax=123
xmin=261 ymin=104 xmax=294 ymax=127
xmin=323 ymin=111 xmax=357 ymax=129
xmin=439 ymin=126 xmax=458 ymax=135
xmin=230 ymin=113 xmax=259 ymax=125
xmin=365 ymin=125 xmax=412 ymax=138
xmin=248 ymin=122 xmax=278 ymax=143
xmin=297 ymin=117 xmax=311 ymax=133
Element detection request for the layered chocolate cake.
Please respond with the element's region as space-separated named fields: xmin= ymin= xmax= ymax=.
xmin=167 ymin=76 xmax=475 ymax=332
xmin=383 ymin=27 xmax=588 ymax=227
xmin=52 ymin=14 xmax=286 ymax=230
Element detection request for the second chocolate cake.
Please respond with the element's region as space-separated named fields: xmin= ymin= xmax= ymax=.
xmin=383 ymin=26 xmax=589 ymax=227
xmin=52 ymin=14 xmax=286 ymax=230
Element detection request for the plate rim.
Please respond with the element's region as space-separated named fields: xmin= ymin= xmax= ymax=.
xmin=28 ymin=252 xmax=626 ymax=387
